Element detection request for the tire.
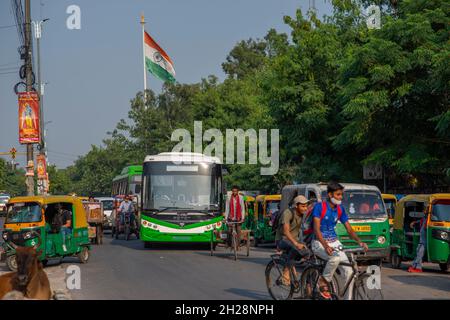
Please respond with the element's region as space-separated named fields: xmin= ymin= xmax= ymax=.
xmin=77 ymin=247 xmax=89 ymax=264
xmin=232 ymin=234 xmax=238 ymax=261
xmin=300 ymin=267 xmax=340 ymax=300
xmin=124 ymin=225 xmax=130 ymax=241
xmin=6 ymin=255 xmax=17 ymax=272
xmin=439 ymin=262 xmax=449 ymax=272
xmin=390 ymin=251 xmax=402 ymax=269
xmin=41 ymin=259 xmax=48 ymax=267
xmin=265 ymin=259 xmax=294 ymax=300
xmin=353 ymin=273 xmax=384 ymax=300
xmin=246 ymin=236 xmax=250 ymax=257
xmin=253 ymin=237 xmax=259 ymax=248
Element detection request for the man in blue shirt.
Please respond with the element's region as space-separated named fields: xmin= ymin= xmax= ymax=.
xmin=312 ymin=182 xmax=368 ymax=299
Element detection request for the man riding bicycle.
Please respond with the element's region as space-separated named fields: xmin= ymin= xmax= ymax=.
xmin=118 ymin=195 xmax=137 ymax=229
xmin=312 ymin=182 xmax=368 ymax=300
xmin=224 ymin=186 xmax=245 ymax=248
xmin=275 ymin=195 xmax=311 ymax=284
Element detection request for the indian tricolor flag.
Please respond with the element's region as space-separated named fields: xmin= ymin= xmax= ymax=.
xmin=144 ymin=31 xmax=176 ymax=83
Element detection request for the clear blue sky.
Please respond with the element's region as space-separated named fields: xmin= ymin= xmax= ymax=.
xmin=0 ymin=0 xmax=332 ymax=168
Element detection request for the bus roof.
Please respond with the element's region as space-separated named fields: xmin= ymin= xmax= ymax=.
xmin=112 ymin=165 xmax=143 ymax=182
xmin=144 ymin=152 xmax=222 ymax=164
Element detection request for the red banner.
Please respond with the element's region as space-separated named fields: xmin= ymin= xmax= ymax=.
xmin=18 ymin=91 xmax=40 ymax=144
xmin=36 ymin=154 xmax=47 ymax=179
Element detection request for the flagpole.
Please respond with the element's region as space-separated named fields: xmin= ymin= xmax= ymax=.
xmin=141 ymin=13 xmax=147 ymax=107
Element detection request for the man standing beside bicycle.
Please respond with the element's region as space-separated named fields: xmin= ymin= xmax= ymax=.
xmin=312 ymin=182 xmax=368 ymax=300
xmin=275 ymin=195 xmax=311 ymax=285
xmin=224 ymin=186 xmax=246 ymax=249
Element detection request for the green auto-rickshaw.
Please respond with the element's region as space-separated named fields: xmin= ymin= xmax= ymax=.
xmin=252 ymin=194 xmax=281 ymax=246
xmin=390 ymin=194 xmax=450 ymax=272
xmin=1 ymin=195 xmax=91 ymax=271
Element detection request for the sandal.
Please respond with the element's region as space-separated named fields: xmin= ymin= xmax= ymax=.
xmin=319 ymin=284 xmax=332 ymax=300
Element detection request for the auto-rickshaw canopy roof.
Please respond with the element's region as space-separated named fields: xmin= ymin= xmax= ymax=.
xmin=393 ymin=194 xmax=450 ymax=229
xmin=8 ymin=195 xmax=88 ymax=229
xmin=382 ymin=193 xmax=397 ymax=200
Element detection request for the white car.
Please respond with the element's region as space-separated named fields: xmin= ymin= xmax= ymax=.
xmin=95 ymin=197 xmax=114 ymax=230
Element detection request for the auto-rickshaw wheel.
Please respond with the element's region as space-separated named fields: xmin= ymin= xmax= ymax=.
xmin=6 ymin=255 xmax=17 ymax=272
xmin=41 ymin=259 xmax=48 ymax=267
xmin=439 ymin=262 xmax=449 ymax=272
xmin=77 ymin=247 xmax=89 ymax=264
xmin=390 ymin=251 xmax=402 ymax=269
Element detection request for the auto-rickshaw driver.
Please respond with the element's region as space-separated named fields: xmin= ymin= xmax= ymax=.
xmin=53 ymin=203 xmax=73 ymax=252
xmin=407 ymin=206 xmax=428 ymax=273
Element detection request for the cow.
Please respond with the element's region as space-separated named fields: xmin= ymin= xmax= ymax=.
xmin=0 ymin=234 xmax=52 ymax=300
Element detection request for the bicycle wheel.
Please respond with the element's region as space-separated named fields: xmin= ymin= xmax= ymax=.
xmin=352 ymin=273 xmax=384 ymax=300
xmin=301 ymin=267 xmax=341 ymax=300
xmin=265 ymin=259 xmax=294 ymax=300
xmin=232 ymin=233 xmax=238 ymax=261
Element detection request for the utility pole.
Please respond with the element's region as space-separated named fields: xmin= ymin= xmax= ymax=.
xmin=24 ymin=0 xmax=34 ymax=196
xmin=32 ymin=18 xmax=49 ymax=195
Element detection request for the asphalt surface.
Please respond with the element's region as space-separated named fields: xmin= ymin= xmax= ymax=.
xmin=1 ymin=218 xmax=449 ymax=300
xmin=69 ymin=232 xmax=450 ymax=300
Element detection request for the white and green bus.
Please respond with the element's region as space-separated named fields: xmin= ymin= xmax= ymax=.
xmin=139 ymin=152 xmax=225 ymax=247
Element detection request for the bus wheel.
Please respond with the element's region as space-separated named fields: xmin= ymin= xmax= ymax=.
xmin=390 ymin=251 xmax=402 ymax=269
xmin=439 ymin=262 xmax=449 ymax=272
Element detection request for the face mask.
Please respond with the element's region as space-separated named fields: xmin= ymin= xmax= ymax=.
xmin=330 ymin=197 xmax=342 ymax=206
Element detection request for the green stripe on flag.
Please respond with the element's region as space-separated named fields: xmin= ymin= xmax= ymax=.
xmin=146 ymin=58 xmax=175 ymax=83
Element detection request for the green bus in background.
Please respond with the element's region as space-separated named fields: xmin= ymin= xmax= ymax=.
xmin=111 ymin=165 xmax=143 ymax=198
xmin=139 ymin=152 xmax=225 ymax=248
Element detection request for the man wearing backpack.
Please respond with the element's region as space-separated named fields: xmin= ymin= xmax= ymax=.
xmin=275 ymin=195 xmax=311 ymax=284
xmin=312 ymin=182 xmax=368 ymax=300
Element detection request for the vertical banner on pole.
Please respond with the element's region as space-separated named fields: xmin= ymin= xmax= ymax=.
xmin=36 ymin=154 xmax=47 ymax=179
xmin=18 ymin=92 xmax=41 ymax=144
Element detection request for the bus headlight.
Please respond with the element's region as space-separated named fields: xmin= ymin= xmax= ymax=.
xmin=377 ymin=236 xmax=386 ymax=244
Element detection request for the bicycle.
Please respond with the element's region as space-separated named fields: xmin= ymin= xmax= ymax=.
xmin=227 ymin=221 xmax=250 ymax=260
xmin=265 ymin=247 xmax=312 ymax=300
xmin=210 ymin=221 xmax=250 ymax=261
xmin=300 ymin=247 xmax=384 ymax=300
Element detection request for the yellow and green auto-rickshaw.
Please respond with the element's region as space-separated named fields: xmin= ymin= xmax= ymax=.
xmin=382 ymin=194 xmax=397 ymax=228
xmin=252 ymin=194 xmax=281 ymax=246
xmin=243 ymin=195 xmax=255 ymax=231
xmin=390 ymin=194 xmax=450 ymax=272
xmin=1 ymin=195 xmax=91 ymax=271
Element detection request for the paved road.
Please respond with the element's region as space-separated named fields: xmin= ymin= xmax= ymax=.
xmin=69 ymin=234 xmax=450 ymax=300
xmin=1 ymin=219 xmax=448 ymax=300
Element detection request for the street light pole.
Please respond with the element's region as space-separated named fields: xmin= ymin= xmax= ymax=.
xmin=32 ymin=18 xmax=49 ymax=195
xmin=24 ymin=0 xmax=34 ymax=196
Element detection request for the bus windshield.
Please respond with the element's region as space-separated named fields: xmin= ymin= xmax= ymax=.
xmin=431 ymin=200 xmax=450 ymax=222
xmin=342 ymin=191 xmax=386 ymax=219
xmin=6 ymin=202 xmax=42 ymax=223
xmin=143 ymin=162 xmax=222 ymax=213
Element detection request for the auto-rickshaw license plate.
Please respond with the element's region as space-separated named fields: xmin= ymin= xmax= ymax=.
xmin=353 ymin=225 xmax=371 ymax=232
